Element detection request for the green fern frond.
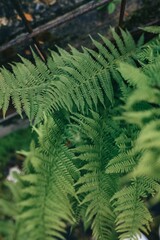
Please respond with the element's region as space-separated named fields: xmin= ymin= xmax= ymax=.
xmin=0 ymin=180 xmax=29 ymax=240
xmin=118 ymin=62 xmax=147 ymax=88
xmin=0 ymin=29 xmax=144 ymax=123
xmin=130 ymin=120 xmax=160 ymax=178
xmin=106 ymin=124 xmax=139 ymax=174
xmin=113 ymin=40 xmax=160 ymax=239
xmin=106 ymin=149 xmax=137 ymax=174
xmin=111 ymin=178 xmax=154 ymax=240
xmin=0 ymin=118 xmax=79 ymax=240
xmin=71 ymin=111 xmax=119 ymax=240
xmin=140 ymin=25 xmax=160 ymax=34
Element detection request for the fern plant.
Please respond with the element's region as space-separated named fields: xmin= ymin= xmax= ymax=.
xmin=0 ymin=27 xmax=160 ymax=240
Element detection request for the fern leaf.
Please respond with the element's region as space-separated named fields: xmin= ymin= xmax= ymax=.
xmin=106 ymin=150 xmax=137 ymax=174
xmin=72 ymin=112 xmax=119 ymax=240
xmin=140 ymin=25 xmax=160 ymax=34
xmin=0 ymin=29 xmax=144 ymax=122
xmin=111 ymin=179 xmax=153 ymax=240
xmin=0 ymin=118 xmax=79 ymax=240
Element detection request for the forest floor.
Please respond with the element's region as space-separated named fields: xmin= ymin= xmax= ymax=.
xmin=0 ymin=0 xmax=159 ymax=66
xmin=0 ymin=0 xmax=141 ymax=65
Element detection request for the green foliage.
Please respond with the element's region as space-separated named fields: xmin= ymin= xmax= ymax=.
xmin=0 ymin=28 xmax=141 ymax=124
xmin=1 ymin=117 xmax=79 ymax=240
xmin=0 ymin=181 xmax=23 ymax=239
xmin=72 ymin=111 xmax=120 ymax=239
xmin=0 ymin=27 xmax=160 ymax=240
xmin=140 ymin=25 xmax=160 ymax=34
xmin=97 ymin=0 xmax=121 ymax=14
xmin=111 ymin=177 xmax=155 ymax=239
xmin=108 ymin=0 xmax=121 ymax=14
xmin=117 ymin=43 xmax=160 ymax=181
xmin=0 ymin=127 xmax=36 ymax=178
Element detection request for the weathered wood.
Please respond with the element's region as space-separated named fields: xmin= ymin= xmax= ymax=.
xmin=0 ymin=118 xmax=29 ymax=138
xmin=0 ymin=0 xmax=111 ymax=53
xmin=0 ymin=112 xmax=19 ymax=124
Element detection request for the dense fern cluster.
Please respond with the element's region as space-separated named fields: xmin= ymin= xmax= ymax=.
xmin=0 ymin=27 xmax=160 ymax=240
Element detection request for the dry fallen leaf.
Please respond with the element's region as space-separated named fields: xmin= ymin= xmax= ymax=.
xmin=17 ymin=13 xmax=33 ymax=22
xmin=24 ymin=13 xmax=33 ymax=21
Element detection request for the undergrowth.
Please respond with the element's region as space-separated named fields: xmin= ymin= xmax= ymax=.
xmin=0 ymin=127 xmax=36 ymax=179
xmin=0 ymin=26 xmax=160 ymax=240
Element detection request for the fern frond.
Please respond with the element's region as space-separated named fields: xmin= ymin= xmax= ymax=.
xmin=71 ymin=111 xmax=120 ymax=240
xmin=106 ymin=124 xmax=139 ymax=174
xmin=140 ymin=25 xmax=160 ymax=34
xmin=111 ymin=178 xmax=154 ymax=240
xmin=106 ymin=149 xmax=137 ymax=174
xmin=0 ymin=118 xmax=79 ymax=240
xmin=118 ymin=62 xmax=160 ymax=127
xmin=0 ymin=180 xmax=29 ymax=240
xmin=118 ymin=62 xmax=147 ymax=88
xmin=0 ymin=29 xmax=144 ymax=123
xmin=114 ymin=41 xmax=160 ymax=239
xmin=130 ymin=120 xmax=160 ymax=179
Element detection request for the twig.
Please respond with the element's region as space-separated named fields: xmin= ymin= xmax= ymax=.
xmin=11 ymin=0 xmax=47 ymax=61
xmin=119 ymin=0 xmax=127 ymax=28
xmin=0 ymin=0 xmax=111 ymax=54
